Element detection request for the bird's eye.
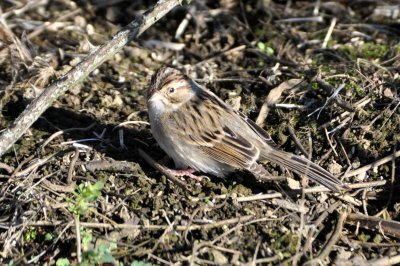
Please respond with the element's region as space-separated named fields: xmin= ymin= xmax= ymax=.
xmin=168 ymin=87 xmax=175 ymax=93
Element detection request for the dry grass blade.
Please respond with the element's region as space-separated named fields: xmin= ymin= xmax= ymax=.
xmin=256 ymin=78 xmax=303 ymax=126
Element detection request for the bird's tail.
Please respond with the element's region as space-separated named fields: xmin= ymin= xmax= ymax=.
xmin=261 ymin=149 xmax=345 ymax=192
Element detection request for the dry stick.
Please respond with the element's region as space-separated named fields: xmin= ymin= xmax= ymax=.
xmin=75 ymin=216 xmax=82 ymax=264
xmin=194 ymin=45 xmax=246 ymax=67
xmin=42 ymin=179 xmax=76 ymax=193
xmin=287 ymin=124 xmax=311 ymax=159
xmin=0 ymin=0 xmax=48 ymax=20
xmin=0 ymin=162 xmax=14 ymax=173
xmin=41 ymin=123 xmax=96 ymax=150
xmin=28 ymin=8 xmax=82 ymax=39
xmin=138 ymin=148 xmax=189 ymax=190
xmin=67 ymin=148 xmax=80 ymax=184
xmin=346 ymin=213 xmax=400 ymax=239
xmin=255 ymin=78 xmax=303 ymax=126
xmin=318 ymin=96 xmax=371 ymax=129
xmin=302 ymin=201 xmax=342 ymax=258
xmin=19 ymin=215 xmax=255 ymax=231
xmin=343 ymin=150 xmax=400 ymax=178
xmin=14 ymin=152 xmax=56 ymax=177
xmin=322 ymin=17 xmax=337 ymax=49
xmin=10 ymin=154 xmax=35 ymax=178
xmin=368 ymin=254 xmax=400 ymax=266
xmin=204 ymin=180 xmax=386 ymax=203
xmin=305 ymin=212 xmax=347 ymax=265
xmin=374 ymin=146 xmax=396 ymax=217
xmin=0 ymin=0 xmax=190 ymax=157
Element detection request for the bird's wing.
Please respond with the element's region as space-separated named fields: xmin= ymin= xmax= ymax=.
xmin=168 ymin=92 xmax=260 ymax=169
xmin=199 ymin=125 xmax=260 ymax=169
xmin=234 ymin=110 xmax=278 ymax=148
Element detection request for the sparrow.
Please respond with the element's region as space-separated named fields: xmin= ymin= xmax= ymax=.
xmin=146 ymin=67 xmax=345 ymax=192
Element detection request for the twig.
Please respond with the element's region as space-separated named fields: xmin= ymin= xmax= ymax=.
xmin=287 ymin=124 xmax=311 ymax=158
xmin=0 ymin=0 xmax=48 ymax=20
xmin=75 ymin=216 xmax=82 ymax=264
xmin=0 ymin=0 xmax=190 ymax=157
xmin=28 ymin=8 xmax=82 ymax=39
xmin=10 ymin=154 xmax=35 ymax=178
xmin=346 ymin=213 xmax=400 ymax=239
xmin=368 ymin=254 xmax=400 ymax=266
xmin=194 ymin=45 xmax=247 ymax=67
xmin=249 ymin=255 xmax=282 ymax=265
xmin=83 ymin=159 xmax=142 ymax=174
xmin=308 ymin=83 xmax=345 ymax=119
xmin=302 ymin=201 xmax=342 ymax=257
xmin=305 ymin=211 xmax=347 ymax=265
xmin=276 ymin=17 xmax=324 ymax=23
xmin=15 ymin=215 xmax=256 ymax=231
xmin=41 ymin=179 xmax=76 ymax=193
xmin=322 ymin=17 xmax=337 ymax=49
xmin=375 ymin=146 xmax=396 ymax=217
xmin=318 ymin=96 xmax=370 ymax=129
xmin=0 ymin=162 xmax=14 ymax=173
xmin=271 ymin=198 xmax=309 ymax=213
xmin=351 ymin=240 xmax=400 ymax=248
xmin=251 ymin=240 xmax=262 ymax=266
xmin=138 ymin=148 xmax=189 ymax=190
xmin=206 ymin=192 xmax=283 ymax=202
xmin=14 ymin=153 xmax=56 ymax=177
xmin=67 ymin=148 xmax=79 ymax=184
xmin=256 ymin=79 xmax=303 ymax=126
xmin=175 ymin=5 xmax=194 ymax=39
xmin=195 ymin=180 xmax=385 ymax=203
xmin=343 ymin=150 xmax=400 ymax=178
xmin=41 ymin=123 xmax=96 ymax=150
xmin=324 ymin=128 xmax=338 ymax=157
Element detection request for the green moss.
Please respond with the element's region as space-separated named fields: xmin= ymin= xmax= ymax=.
xmin=337 ymin=44 xmax=358 ymax=60
xmin=337 ymin=42 xmax=389 ymax=61
xmin=230 ymin=183 xmax=252 ymax=196
xmin=348 ymin=82 xmax=365 ymax=97
xmin=361 ymin=42 xmax=389 ymax=59
xmin=268 ymin=231 xmax=299 ymax=255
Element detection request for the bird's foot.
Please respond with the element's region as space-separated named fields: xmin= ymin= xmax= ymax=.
xmin=165 ymin=168 xmax=203 ymax=182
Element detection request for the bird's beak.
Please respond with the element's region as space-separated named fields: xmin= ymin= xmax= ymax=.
xmin=147 ymin=87 xmax=163 ymax=103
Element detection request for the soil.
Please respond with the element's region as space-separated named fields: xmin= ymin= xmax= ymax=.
xmin=1 ymin=0 xmax=400 ymax=265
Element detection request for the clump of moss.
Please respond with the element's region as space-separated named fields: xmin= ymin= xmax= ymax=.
xmin=360 ymin=42 xmax=389 ymax=59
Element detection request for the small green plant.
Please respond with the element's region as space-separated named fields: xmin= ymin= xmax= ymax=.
xmin=44 ymin=232 xmax=54 ymax=242
xmin=56 ymin=258 xmax=70 ymax=266
xmin=357 ymin=232 xmax=371 ymax=242
xmin=257 ymin=42 xmax=274 ymax=56
xmin=55 ymin=229 xmax=118 ymax=266
xmin=80 ymin=229 xmax=118 ymax=266
xmin=24 ymin=228 xmax=37 ymax=241
xmin=68 ymin=181 xmax=104 ymax=216
xmin=131 ymin=261 xmax=152 ymax=266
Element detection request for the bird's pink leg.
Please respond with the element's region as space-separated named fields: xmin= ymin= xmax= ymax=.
xmin=165 ymin=168 xmax=203 ymax=181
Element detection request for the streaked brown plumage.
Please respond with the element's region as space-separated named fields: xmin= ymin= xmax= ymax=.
xmin=147 ymin=67 xmax=345 ymax=192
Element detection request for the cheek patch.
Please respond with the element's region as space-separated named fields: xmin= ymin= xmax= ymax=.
xmin=148 ymin=98 xmax=166 ymax=116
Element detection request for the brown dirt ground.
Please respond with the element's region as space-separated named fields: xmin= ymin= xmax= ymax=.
xmin=1 ymin=0 xmax=400 ymax=265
